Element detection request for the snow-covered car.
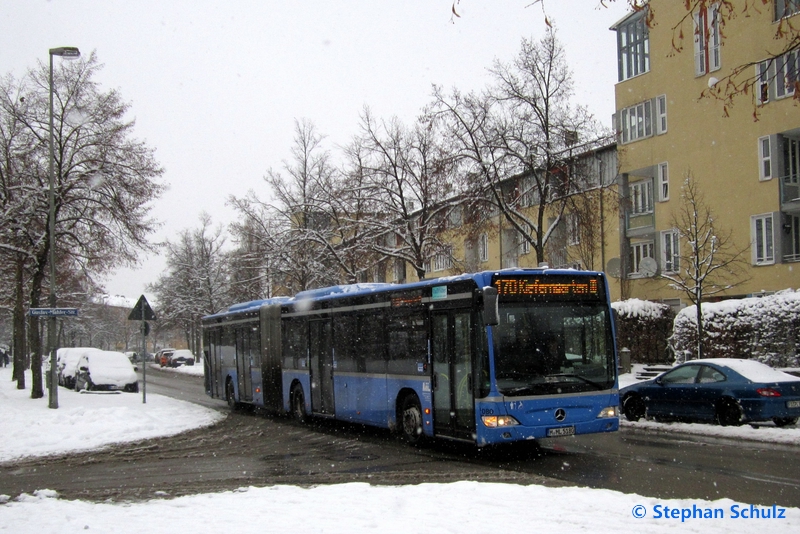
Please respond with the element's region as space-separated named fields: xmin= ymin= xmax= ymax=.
xmin=167 ymin=349 xmax=195 ymax=367
xmin=74 ymin=350 xmax=139 ymax=393
xmin=57 ymin=347 xmax=103 ymax=389
xmin=620 ymin=358 xmax=800 ymax=427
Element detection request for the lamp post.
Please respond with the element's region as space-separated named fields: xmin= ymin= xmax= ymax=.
xmin=48 ymin=46 xmax=80 ymax=409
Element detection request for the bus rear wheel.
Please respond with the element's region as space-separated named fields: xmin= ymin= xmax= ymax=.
xmin=226 ymin=380 xmax=238 ymax=411
xmin=291 ymin=384 xmax=307 ymax=423
xmin=400 ymin=394 xmax=424 ymax=444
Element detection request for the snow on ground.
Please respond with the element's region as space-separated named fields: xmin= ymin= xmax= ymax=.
xmin=0 ymin=367 xmax=222 ymax=464
xmin=1 ymin=366 xmax=799 ymax=533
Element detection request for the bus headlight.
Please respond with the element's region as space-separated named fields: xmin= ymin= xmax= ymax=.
xmin=481 ymin=415 xmax=520 ymax=428
xmin=597 ymin=406 xmax=618 ymax=418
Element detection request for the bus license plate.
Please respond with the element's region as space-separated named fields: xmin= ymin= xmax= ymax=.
xmin=787 ymin=400 xmax=800 ymax=409
xmin=547 ymin=426 xmax=575 ymax=437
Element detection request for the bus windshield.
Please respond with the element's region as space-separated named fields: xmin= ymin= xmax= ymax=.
xmin=492 ymin=302 xmax=615 ymax=396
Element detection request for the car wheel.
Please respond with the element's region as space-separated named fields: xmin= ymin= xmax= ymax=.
xmin=622 ymin=394 xmax=646 ymax=422
xmin=715 ymin=398 xmax=742 ymax=426
xmin=291 ymin=383 xmax=307 ymax=423
xmin=399 ymin=393 xmax=424 ymax=444
xmin=773 ymin=417 xmax=798 ymax=427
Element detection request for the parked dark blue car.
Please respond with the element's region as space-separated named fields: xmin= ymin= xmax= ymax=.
xmin=620 ymin=359 xmax=800 ymax=427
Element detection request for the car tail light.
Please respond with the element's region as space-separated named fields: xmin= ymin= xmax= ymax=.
xmin=756 ymin=388 xmax=781 ymax=397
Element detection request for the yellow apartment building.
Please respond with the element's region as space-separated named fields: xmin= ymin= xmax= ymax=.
xmin=608 ymin=0 xmax=800 ymax=306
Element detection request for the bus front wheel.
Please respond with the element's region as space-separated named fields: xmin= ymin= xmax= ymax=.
xmin=400 ymin=394 xmax=424 ymax=444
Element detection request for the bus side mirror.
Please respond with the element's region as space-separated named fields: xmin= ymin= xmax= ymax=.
xmin=482 ymin=286 xmax=499 ymax=326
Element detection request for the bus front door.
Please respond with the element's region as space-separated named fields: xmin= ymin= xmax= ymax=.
xmin=309 ymin=319 xmax=334 ymax=415
xmin=431 ymin=310 xmax=475 ymax=440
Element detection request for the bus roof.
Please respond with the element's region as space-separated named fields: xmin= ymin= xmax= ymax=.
xmin=202 ymin=268 xmax=604 ymax=322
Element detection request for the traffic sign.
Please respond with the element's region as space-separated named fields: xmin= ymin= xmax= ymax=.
xmin=128 ymin=295 xmax=157 ymax=321
xmin=28 ymin=308 xmax=79 ymax=317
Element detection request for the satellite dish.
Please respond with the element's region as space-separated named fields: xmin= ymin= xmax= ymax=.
xmin=606 ymin=257 xmax=621 ymax=278
xmin=639 ymin=257 xmax=658 ymax=278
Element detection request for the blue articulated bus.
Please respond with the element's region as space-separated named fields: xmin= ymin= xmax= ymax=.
xmin=202 ymin=269 xmax=619 ymax=447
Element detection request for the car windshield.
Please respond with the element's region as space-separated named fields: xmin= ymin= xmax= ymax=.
xmin=492 ymin=302 xmax=615 ymax=396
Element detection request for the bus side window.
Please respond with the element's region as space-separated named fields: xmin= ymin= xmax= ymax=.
xmin=283 ymin=320 xmax=306 ymax=369
xmin=360 ymin=315 xmax=385 ymax=374
xmin=334 ymin=316 xmax=357 ymax=372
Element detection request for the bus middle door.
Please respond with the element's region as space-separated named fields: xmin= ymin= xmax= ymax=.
xmin=309 ymin=318 xmax=334 ymax=415
xmin=431 ymin=310 xmax=475 ymax=440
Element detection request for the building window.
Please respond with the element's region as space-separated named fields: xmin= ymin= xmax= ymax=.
xmin=775 ymin=0 xmax=800 ymax=21
xmin=662 ymin=230 xmax=680 ymax=273
xmin=757 ymin=60 xmax=771 ymax=104
xmin=694 ymin=3 xmax=721 ymax=76
xmin=566 ymin=213 xmax=580 ymax=246
xmin=656 ymin=95 xmax=668 ymax=134
xmin=429 ymin=248 xmax=453 ymax=272
xmin=776 ymin=49 xmax=799 ymax=99
xmin=520 ymin=231 xmax=531 ymax=255
xmin=620 ymin=100 xmax=652 ymax=144
xmin=658 ymin=162 xmax=669 ymax=201
xmin=630 ymin=180 xmax=653 ymax=214
xmin=785 ymin=137 xmax=800 ymax=183
xmin=616 ymin=11 xmax=650 ymax=81
xmin=479 ymin=233 xmax=489 ymax=263
xmin=394 ymin=257 xmax=406 ymax=282
xmin=629 ymin=241 xmax=655 ymax=275
xmin=752 ymin=214 xmax=775 ymax=265
xmin=759 ymin=136 xmax=773 ymax=181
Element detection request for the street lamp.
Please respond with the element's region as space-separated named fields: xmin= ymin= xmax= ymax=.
xmin=48 ymin=46 xmax=80 ymax=409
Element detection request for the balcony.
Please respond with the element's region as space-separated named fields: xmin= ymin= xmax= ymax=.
xmin=780 ymin=174 xmax=800 ymax=213
xmin=625 ymin=210 xmax=655 ymax=237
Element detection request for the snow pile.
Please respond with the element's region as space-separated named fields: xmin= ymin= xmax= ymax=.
xmin=612 ymin=299 xmax=674 ymax=364
xmin=0 ymin=367 xmax=222 ymax=463
xmin=672 ymin=290 xmax=800 ymax=366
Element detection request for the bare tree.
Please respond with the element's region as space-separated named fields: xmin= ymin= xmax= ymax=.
xmin=355 ymin=109 xmax=459 ymax=281
xmin=661 ymin=174 xmax=749 ymax=358
xmin=150 ymin=214 xmax=230 ymax=355
xmin=433 ymin=28 xmax=609 ymax=266
xmin=0 ymin=52 xmax=164 ymax=396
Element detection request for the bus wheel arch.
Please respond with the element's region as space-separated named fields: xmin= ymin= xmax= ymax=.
xmin=397 ymin=390 xmax=424 ymax=444
xmin=290 ymin=381 xmax=307 ymax=423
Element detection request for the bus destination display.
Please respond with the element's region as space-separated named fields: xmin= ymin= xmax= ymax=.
xmin=493 ymin=276 xmax=601 ymax=299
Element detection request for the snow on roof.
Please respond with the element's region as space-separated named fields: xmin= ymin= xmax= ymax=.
xmin=695 ymin=358 xmax=800 ymax=383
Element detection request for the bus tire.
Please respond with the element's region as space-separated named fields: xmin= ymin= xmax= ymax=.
xmin=225 ymin=379 xmax=238 ymax=411
xmin=291 ymin=383 xmax=307 ymax=423
xmin=399 ymin=394 xmax=424 ymax=445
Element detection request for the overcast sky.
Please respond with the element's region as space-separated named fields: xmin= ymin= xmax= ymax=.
xmin=2 ymin=0 xmax=631 ymax=301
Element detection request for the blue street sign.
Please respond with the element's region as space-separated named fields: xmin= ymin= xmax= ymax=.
xmin=28 ymin=308 xmax=79 ymax=317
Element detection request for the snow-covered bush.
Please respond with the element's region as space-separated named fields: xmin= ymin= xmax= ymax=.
xmin=671 ymin=289 xmax=800 ymax=367
xmin=611 ymin=299 xmax=675 ymax=364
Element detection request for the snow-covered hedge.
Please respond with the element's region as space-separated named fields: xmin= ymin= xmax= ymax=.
xmin=611 ymin=299 xmax=675 ymax=364
xmin=671 ymin=289 xmax=800 ymax=367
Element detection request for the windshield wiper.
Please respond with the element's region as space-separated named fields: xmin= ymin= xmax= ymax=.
xmin=548 ymin=373 xmax=606 ymax=390
xmin=503 ymin=385 xmax=542 ymax=396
